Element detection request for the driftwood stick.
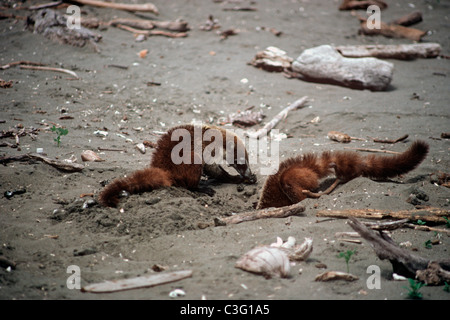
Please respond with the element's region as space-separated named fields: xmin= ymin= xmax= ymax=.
xmin=362 ymin=218 xmax=409 ymax=231
xmin=359 ymin=19 xmax=426 ymax=42
xmin=109 ymin=18 xmax=156 ymax=30
xmin=146 ymin=30 xmax=188 ymax=38
xmin=370 ymin=134 xmax=409 ymax=144
xmin=81 ymin=270 xmax=192 ymax=293
xmin=115 ymin=24 xmax=187 ymax=38
xmin=20 ymin=65 xmax=79 ymax=79
xmin=70 ymin=0 xmax=158 ymax=14
xmin=28 ymin=1 xmax=63 ymax=10
xmin=214 ymin=202 xmax=305 ymax=226
xmin=336 ymin=44 xmax=440 ymax=60
xmin=0 ymin=61 xmax=46 ymax=70
xmin=348 ymin=217 xmax=450 ymax=284
xmin=109 ymin=18 xmax=189 ymax=32
xmin=405 ymin=223 xmax=450 ymax=235
xmin=0 ymin=153 xmax=84 ymax=172
xmin=339 ymin=0 xmax=387 ymax=10
xmin=344 ymin=147 xmax=401 ymax=155
xmin=391 ymin=11 xmax=423 ymax=27
xmin=245 ymin=96 xmax=308 ymax=139
xmin=317 ymin=207 xmax=449 ymax=223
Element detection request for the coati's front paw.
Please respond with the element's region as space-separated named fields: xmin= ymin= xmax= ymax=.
xmin=243 ymin=173 xmax=257 ymax=184
xmin=197 ymin=186 xmax=216 ymax=197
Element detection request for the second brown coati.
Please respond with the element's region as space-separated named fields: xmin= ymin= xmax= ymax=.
xmin=256 ymin=140 xmax=429 ymax=209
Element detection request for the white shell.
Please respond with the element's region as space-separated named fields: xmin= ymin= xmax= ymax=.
xmin=93 ymin=130 xmax=108 ymax=137
xmin=281 ymin=236 xmax=296 ymax=249
xmin=269 ymin=236 xmax=313 ymax=262
xmin=169 ymin=288 xmax=186 ymax=298
xmin=81 ymin=150 xmax=104 ymax=162
xmin=135 ymin=143 xmax=146 ymax=154
xmin=288 ymin=237 xmax=313 ymax=261
xmin=235 ymin=246 xmax=290 ymax=278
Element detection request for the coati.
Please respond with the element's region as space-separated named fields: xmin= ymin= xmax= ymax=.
xmin=98 ymin=124 xmax=257 ymax=207
xmin=256 ymin=140 xmax=429 ymax=209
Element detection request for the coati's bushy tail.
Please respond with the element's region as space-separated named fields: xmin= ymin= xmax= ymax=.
xmin=362 ymin=140 xmax=429 ymax=179
xmin=329 ymin=140 xmax=429 ymax=181
xmin=98 ymin=167 xmax=173 ymax=207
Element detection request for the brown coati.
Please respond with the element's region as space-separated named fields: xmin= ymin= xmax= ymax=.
xmin=256 ymin=140 xmax=429 ymax=209
xmin=99 ymin=124 xmax=256 ymax=207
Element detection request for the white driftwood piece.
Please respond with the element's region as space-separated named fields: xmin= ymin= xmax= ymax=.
xmin=81 ymin=270 xmax=192 ymax=293
xmin=292 ymin=45 xmax=393 ymax=91
xmin=245 ymin=96 xmax=308 ymax=139
xmin=336 ymin=43 xmax=441 ymax=60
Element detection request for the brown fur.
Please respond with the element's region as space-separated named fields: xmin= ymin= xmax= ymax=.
xmin=98 ymin=124 xmax=256 ymax=207
xmin=256 ymin=140 xmax=429 ymax=209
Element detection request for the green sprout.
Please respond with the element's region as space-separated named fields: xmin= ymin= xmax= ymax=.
xmin=404 ymin=278 xmax=426 ymax=299
xmin=415 ymin=219 xmax=426 ymax=226
xmin=424 ymin=239 xmax=433 ymax=249
xmin=50 ymin=125 xmax=68 ymax=147
xmin=444 ymin=282 xmax=450 ymax=293
xmin=337 ymin=249 xmax=356 ymax=273
xmin=444 ymin=217 xmax=450 ymax=228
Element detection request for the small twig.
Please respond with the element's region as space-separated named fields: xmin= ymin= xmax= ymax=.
xmin=363 ymin=218 xmax=409 ymax=231
xmin=370 ymin=134 xmax=409 ymax=144
xmin=107 ymin=64 xmax=128 ymax=70
xmin=109 ymin=18 xmax=189 ymax=32
xmin=28 ymin=1 xmax=63 ymax=10
xmin=214 ymin=202 xmax=305 ymax=226
xmin=0 ymin=61 xmax=46 ymax=70
xmin=98 ymin=147 xmax=126 ymax=152
xmin=223 ymin=6 xmax=257 ymax=11
xmin=0 ymin=153 xmax=84 ymax=172
xmin=338 ymin=238 xmax=362 ymax=244
xmin=350 ymin=136 xmax=366 ymax=141
xmin=115 ymin=24 xmax=187 ymax=38
xmin=147 ymin=30 xmax=188 ymax=38
xmin=245 ymin=96 xmax=308 ymax=139
xmin=344 ymin=147 xmax=401 ymax=155
xmin=20 ymin=65 xmax=79 ymax=79
xmin=405 ymin=223 xmax=450 ymax=235
xmin=70 ymin=0 xmax=159 ymax=14
xmin=0 ymin=12 xmax=27 ymax=20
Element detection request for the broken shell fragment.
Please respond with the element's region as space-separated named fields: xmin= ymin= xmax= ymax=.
xmin=269 ymin=236 xmax=313 ymax=261
xmin=169 ymin=288 xmax=186 ymax=298
xmin=135 ymin=143 xmax=146 ymax=154
xmin=81 ymin=150 xmax=104 ymax=162
xmin=235 ymin=246 xmax=290 ymax=279
xmin=281 ymin=236 xmax=296 ymax=249
xmin=93 ymin=130 xmax=108 ymax=137
xmin=139 ymin=49 xmax=149 ymax=58
xmin=287 ymin=237 xmax=313 ymax=262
